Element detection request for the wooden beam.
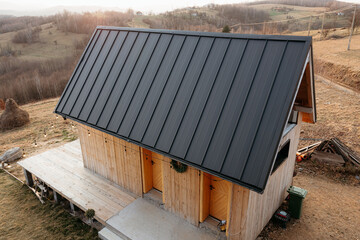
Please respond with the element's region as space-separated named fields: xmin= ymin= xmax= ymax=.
xmin=53 ymin=191 xmax=62 ymax=204
xmin=23 ymin=168 xmax=34 ymax=187
xmin=293 ymin=105 xmax=313 ymax=113
xmin=70 ymin=202 xmax=75 ymax=214
xmin=141 ymin=148 xmax=153 ymax=194
xmin=227 ymin=185 xmax=250 ymax=240
xmin=162 ymin=158 xmax=201 ymax=226
xmin=199 ymin=172 xmax=211 ymax=222
xmin=226 ymin=183 xmax=234 ymax=237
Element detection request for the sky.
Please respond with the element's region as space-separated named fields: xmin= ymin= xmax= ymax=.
xmin=0 ymin=0 xmax=359 ymax=14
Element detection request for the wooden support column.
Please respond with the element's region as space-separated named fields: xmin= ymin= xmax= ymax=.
xmin=53 ymin=191 xmax=62 ymax=204
xmin=70 ymin=202 xmax=75 ymax=214
xmin=23 ymin=168 xmax=34 ymax=187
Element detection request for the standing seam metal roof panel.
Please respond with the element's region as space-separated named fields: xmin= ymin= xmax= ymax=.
xmin=55 ymin=27 xmax=312 ymax=193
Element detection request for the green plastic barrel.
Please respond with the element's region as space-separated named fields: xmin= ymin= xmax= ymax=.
xmin=287 ymin=186 xmax=307 ymax=219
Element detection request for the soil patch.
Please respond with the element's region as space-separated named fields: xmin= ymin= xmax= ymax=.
xmin=259 ymin=172 xmax=360 ymax=239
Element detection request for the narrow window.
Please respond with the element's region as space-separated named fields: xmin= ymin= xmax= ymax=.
xmin=288 ymin=110 xmax=298 ymax=124
xmin=272 ymin=140 xmax=290 ymax=174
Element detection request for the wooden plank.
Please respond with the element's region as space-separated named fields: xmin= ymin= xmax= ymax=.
xmin=162 ymin=158 xmax=200 ymax=226
xmin=311 ymin=150 xmax=345 ymax=165
xmin=18 ymin=139 xmax=137 ymax=224
xmin=199 ymin=172 xmax=210 ymax=222
xmin=23 ymin=168 xmax=34 ymax=187
xmin=43 ymin=154 xmax=135 ymax=206
xmin=78 ymin=126 xmax=143 ymax=196
xmin=209 ymin=175 xmax=230 ymax=221
xmin=230 ymin=117 xmax=302 ymax=239
xmin=152 ymin=152 xmax=163 ymax=192
xmin=141 ymin=148 xmax=153 ymax=193
xmin=226 ymin=183 xmax=234 ymax=237
xmin=227 ymin=184 xmax=250 ymax=240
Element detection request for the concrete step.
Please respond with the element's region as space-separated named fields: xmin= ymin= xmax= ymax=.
xmin=106 ymin=198 xmax=217 ymax=240
xmin=98 ymin=227 xmax=127 ymax=240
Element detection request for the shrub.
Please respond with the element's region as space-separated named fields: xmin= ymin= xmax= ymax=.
xmin=12 ymin=27 xmax=40 ymax=44
xmin=222 ymin=25 xmax=231 ymax=33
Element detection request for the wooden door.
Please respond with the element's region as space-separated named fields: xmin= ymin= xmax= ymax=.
xmin=151 ymin=152 xmax=163 ymax=192
xmin=209 ymin=175 xmax=230 ymax=221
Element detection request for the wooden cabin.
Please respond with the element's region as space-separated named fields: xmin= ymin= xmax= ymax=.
xmin=52 ymin=27 xmax=316 ymax=239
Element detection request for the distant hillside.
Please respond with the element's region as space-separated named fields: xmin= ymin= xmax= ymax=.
xmin=0 ymin=0 xmax=357 ymax=105
xmin=0 ymin=5 xmax=126 ymax=17
xmin=248 ymin=0 xmax=344 ymax=8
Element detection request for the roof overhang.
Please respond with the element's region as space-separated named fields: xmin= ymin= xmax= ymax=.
xmin=294 ymin=46 xmax=316 ymax=123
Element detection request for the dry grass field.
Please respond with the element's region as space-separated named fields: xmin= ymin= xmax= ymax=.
xmin=0 ymin=22 xmax=88 ymax=61
xmin=251 ymin=4 xmax=325 ymax=21
xmin=0 ymin=98 xmax=77 ymax=180
xmin=0 ymin=169 xmax=99 ymax=240
xmin=300 ymin=76 xmax=360 ymax=156
xmin=313 ymin=34 xmax=360 ymax=91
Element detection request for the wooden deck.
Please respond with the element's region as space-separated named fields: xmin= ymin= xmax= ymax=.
xmin=18 ymin=140 xmax=136 ymax=224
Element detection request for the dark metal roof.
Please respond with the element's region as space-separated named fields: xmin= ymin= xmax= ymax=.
xmin=55 ymin=27 xmax=312 ymax=193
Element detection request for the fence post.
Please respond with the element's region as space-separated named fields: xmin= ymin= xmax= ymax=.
xmin=320 ymin=12 xmax=325 ymax=40
xmin=307 ymin=16 xmax=312 ymax=36
xmin=348 ymin=5 xmax=357 ymax=51
xmin=263 ymin=22 xmax=266 ymax=34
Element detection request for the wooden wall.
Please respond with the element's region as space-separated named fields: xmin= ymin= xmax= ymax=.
xmin=227 ymin=184 xmax=250 ymax=239
xmin=77 ymin=113 xmax=302 ymax=239
xmin=162 ymin=157 xmax=201 ymax=226
xmin=227 ymin=114 xmax=302 ymax=240
xmin=78 ymin=125 xmax=143 ymax=196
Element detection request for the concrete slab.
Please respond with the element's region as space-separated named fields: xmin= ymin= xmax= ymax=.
xmin=106 ymin=198 xmax=218 ymax=240
xmin=99 ymin=227 xmax=126 ymax=240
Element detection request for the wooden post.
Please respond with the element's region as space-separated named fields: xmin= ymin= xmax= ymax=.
xmin=70 ymin=202 xmax=75 ymax=214
xmin=263 ymin=22 xmax=266 ymax=34
xmin=53 ymin=191 xmax=62 ymax=204
xmin=320 ymin=12 xmax=325 ymax=40
xmin=348 ymin=5 xmax=357 ymax=51
xmin=23 ymin=168 xmax=34 ymax=187
xmin=307 ymin=16 xmax=312 ymax=36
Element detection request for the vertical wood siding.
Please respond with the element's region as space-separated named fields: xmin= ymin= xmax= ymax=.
xmin=77 ymin=116 xmax=301 ymax=237
xmin=78 ymin=125 xmax=143 ymax=196
xmin=227 ymin=114 xmax=302 ymax=240
xmin=162 ymin=157 xmax=201 ymax=226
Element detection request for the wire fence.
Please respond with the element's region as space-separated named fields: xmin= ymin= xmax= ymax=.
xmin=228 ymin=4 xmax=358 ymax=43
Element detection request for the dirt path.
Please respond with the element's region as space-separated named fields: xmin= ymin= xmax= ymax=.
xmin=261 ymin=172 xmax=360 ymax=240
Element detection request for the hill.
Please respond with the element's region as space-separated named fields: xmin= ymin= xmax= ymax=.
xmin=0 ymin=22 xmax=88 ymax=61
xmin=0 ymin=1 xmax=358 ymax=105
xmin=250 ymin=3 xmax=326 ymax=21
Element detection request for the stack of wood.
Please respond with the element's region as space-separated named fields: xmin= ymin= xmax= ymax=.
xmin=297 ymin=138 xmax=360 ymax=167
